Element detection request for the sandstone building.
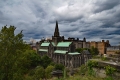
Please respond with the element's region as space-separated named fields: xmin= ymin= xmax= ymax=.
xmin=90 ymin=40 xmax=110 ymax=54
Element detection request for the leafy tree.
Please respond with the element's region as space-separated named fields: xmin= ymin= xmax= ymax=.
xmin=0 ymin=25 xmax=30 ymax=80
xmin=76 ymin=48 xmax=88 ymax=53
xmin=90 ymin=46 xmax=99 ymax=55
xmin=33 ymin=66 xmax=45 ymax=80
xmin=54 ymin=63 xmax=64 ymax=71
xmin=45 ymin=65 xmax=54 ymax=78
xmin=76 ymin=47 xmax=99 ymax=55
xmin=23 ymin=50 xmax=41 ymax=68
xmin=76 ymin=48 xmax=82 ymax=53
xmin=41 ymin=55 xmax=52 ymax=68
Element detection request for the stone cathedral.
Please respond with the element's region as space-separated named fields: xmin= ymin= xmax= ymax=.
xmin=37 ymin=21 xmax=92 ymax=68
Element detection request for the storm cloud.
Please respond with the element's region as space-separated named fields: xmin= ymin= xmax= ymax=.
xmin=0 ymin=0 xmax=120 ymax=45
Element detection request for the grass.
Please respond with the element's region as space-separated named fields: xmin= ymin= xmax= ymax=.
xmin=50 ymin=75 xmax=104 ymax=80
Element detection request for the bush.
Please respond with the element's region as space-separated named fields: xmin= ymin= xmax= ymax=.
xmin=33 ymin=66 xmax=45 ymax=80
xmin=104 ymin=65 xmax=116 ymax=76
xmin=79 ymin=64 xmax=87 ymax=75
xmin=87 ymin=60 xmax=98 ymax=76
xmin=89 ymin=46 xmax=99 ymax=55
xmin=45 ymin=65 xmax=54 ymax=78
xmin=54 ymin=63 xmax=65 ymax=71
xmin=41 ymin=55 xmax=52 ymax=68
xmin=101 ymin=56 xmax=107 ymax=61
xmin=28 ymin=69 xmax=35 ymax=76
xmin=87 ymin=60 xmax=98 ymax=68
xmin=23 ymin=50 xmax=41 ymax=68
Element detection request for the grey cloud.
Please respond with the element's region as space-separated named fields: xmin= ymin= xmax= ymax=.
xmin=93 ymin=0 xmax=120 ymax=13
xmin=0 ymin=0 xmax=120 ymax=45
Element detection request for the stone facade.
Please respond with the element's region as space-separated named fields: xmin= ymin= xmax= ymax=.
xmin=36 ymin=21 xmax=112 ymax=68
xmin=37 ymin=21 xmax=91 ymax=68
xmin=90 ymin=40 xmax=110 ymax=54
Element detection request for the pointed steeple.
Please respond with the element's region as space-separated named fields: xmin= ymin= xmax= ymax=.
xmin=54 ymin=21 xmax=60 ymax=37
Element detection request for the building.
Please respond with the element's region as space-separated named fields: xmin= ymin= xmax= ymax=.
xmin=90 ymin=40 xmax=110 ymax=54
xmin=36 ymin=21 xmax=112 ymax=68
xmin=107 ymin=46 xmax=120 ymax=54
xmin=37 ymin=21 xmax=91 ymax=68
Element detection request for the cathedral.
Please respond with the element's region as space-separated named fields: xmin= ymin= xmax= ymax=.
xmin=37 ymin=21 xmax=92 ymax=68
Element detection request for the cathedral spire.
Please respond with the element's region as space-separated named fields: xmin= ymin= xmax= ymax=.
xmin=54 ymin=21 xmax=60 ymax=37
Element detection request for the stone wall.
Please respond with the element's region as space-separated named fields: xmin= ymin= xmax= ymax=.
xmin=93 ymin=67 xmax=120 ymax=79
xmin=107 ymin=50 xmax=116 ymax=54
xmin=93 ymin=68 xmax=106 ymax=78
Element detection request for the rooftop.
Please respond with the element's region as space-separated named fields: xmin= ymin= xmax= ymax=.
xmin=41 ymin=42 xmax=50 ymax=46
xmin=57 ymin=42 xmax=72 ymax=47
xmin=54 ymin=50 xmax=68 ymax=54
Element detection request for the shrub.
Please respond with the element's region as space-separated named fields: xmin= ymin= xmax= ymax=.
xmin=104 ymin=65 xmax=116 ymax=76
xmin=54 ymin=63 xmax=65 ymax=71
xmin=87 ymin=60 xmax=98 ymax=76
xmin=101 ymin=56 xmax=107 ymax=61
xmin=45 ymin=65 xmax=54 ymax=78
xmin=33 ymin=66 xmax=45 ymax=80
xmin=79 ymin=64 xmax=87 ymax=75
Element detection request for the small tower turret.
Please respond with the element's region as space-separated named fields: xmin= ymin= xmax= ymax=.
xmin=83 ymin=37 xmax=86 ymax=42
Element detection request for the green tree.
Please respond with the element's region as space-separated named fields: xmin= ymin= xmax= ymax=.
xmin=23 ymin=50 xmax=41 ymax=68
xmin=0 ymin=25 xmax=30 ymax=80
xmin=45 ymin=65 xmax=54 ymax=78
xmin=54 ymin=63 xmax=64 ymax=71
xmin=41 ymin=55 xmax=52 ymax=68
xmin=76 ymin=48 xmax=88 ymax=53
xmin=90 ymin=46 xmax=99 ymax=55
xmin=33 ymin=66 xmax=45 ymax=80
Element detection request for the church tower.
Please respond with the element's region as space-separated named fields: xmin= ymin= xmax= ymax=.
xmin=54 ymin=21 xmax=60 ymax=37
xmin=52 ymin=21 xmax=63 ymax=46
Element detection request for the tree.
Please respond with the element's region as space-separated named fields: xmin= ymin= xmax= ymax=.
xmin=23 ymin=50 xmax=41 ymax=68
xmin=33 ymin=66 xmax=45 ymax=80
xmin=54 ymin=63 xmax=64 ymax=71
xmin=0 ymin=25 xmax=30 ymax=80
xmin=76 ymin=48 xmax=88 ymax=53
xmin=45 ymin=65 xmax=54 ymax=78
xmin=41 ymin=55 xmax=52 ymax=68
xmin=90 ymin=46 xmax=99 ymax=55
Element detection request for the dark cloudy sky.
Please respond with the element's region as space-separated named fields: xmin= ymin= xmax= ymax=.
xmin=0 ymin=0 xmax=120 ymax=45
